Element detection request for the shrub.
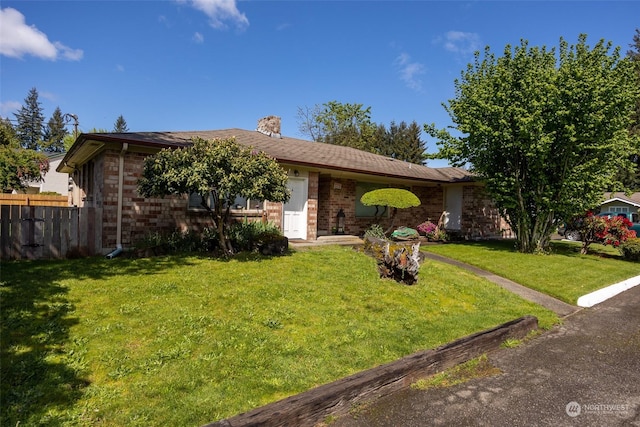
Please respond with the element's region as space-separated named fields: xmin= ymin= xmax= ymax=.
xmin=417 ymin=221 xmax=448 ymax=241
xmin=363 ymin=224 xmax=386 ymax=240
xmin=133 ymin=229 xmax=210 ymax=254
xmin=228 ymin=221 xmax=283 ymax=252
xmin=568 ymin=211 xmax=634 ymax=255
xmin=417 ymin=221 xmax=437 ymax=236
xmin=620 ymin=238 xmax=640 ymax=261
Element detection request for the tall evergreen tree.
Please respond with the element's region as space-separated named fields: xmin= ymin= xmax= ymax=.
xmin=113 ymin=115 xmax=129 ymax=133
xmin=389 ymin=121 xmax=426 ymax=165
xmin=13 ymin=87 xmax=45 ymax=151
xmin=371 ymin=121 xmax=426 ymax=164
xmin=372 ymin=123 xmax=392 ymax=157
xmin=42 ymin=107 xmax=68 ymax=152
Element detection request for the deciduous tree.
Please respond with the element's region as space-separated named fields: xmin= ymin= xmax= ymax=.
xmin=0 ymin=118 xmax=48 ymax=192
xmin=426 ymin=34 xmax=639 ymax=253
xmin=297 ymin=101 xmax=376 ymax=150
xmin=138 ymin=137 xmax=290 ymax=254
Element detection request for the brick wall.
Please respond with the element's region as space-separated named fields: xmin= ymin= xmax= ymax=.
xmin=317 ymin=175 xmax=331 ymax=234
xmin=306 ymin=172 xmax=319 ymax=240
xmin=461 ymin=185 xmax=512 ymax=239
xmin=320 ymin=178 xmax=446 ymax=236
xmin=93 ymin=149 xmax=213 ymax=251
xmin=81 ymin=147 xmax=509 ymax=250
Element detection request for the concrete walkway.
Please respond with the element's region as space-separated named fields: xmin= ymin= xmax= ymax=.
xmin=290 ymin=238 xmax=580 ymax=318
xmin=422 ymin=252 xmax=581 ymax=318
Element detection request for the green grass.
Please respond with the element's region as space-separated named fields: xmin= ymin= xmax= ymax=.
xmin=1 ymin=246 xmax=557 ymax=426
xmin=423 ymin=240 xmax=640 ymax=304
xmin=411 ymin=354 xmax=501 ymax=390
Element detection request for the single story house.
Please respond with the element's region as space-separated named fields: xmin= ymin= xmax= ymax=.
xmin=600 ymin=192 xmax=640 ymax=223
xmin=57 ymin=117 xmax=510 ymax=255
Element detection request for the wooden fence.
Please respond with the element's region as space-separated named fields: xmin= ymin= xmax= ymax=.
xmin=0 ymin=194 xmax=70 ymax=207
xmin=0 ymin=205 xmax=102 ymax=260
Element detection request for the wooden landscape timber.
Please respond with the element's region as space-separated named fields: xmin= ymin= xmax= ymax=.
xmin=205 ymin=315 xmax=539 ymax=427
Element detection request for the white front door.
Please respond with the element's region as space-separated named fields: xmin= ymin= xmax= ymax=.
xmin=444 ymin=186 xmax=462 ymax=230
xmin=284 ymin=178 xmax=307 ymax=240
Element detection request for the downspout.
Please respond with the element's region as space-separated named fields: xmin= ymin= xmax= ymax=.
xmin=106 ymin=142 xmax=128 ymax=259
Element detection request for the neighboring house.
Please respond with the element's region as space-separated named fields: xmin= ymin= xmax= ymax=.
xmin=600 ymin=192 xmax=640 ymax=223
xmin=57 ymin=117 xmax=510 ymax=255
xmin=14 ymin=152 xmax=69 ymax=196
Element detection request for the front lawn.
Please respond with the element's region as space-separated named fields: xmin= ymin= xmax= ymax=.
xmin=0 ymin=246 xmax=556 ymax=426
xmin=423 ymin=240 xmax=639 ymax=304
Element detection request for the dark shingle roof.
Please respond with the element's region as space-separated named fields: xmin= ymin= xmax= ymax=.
xmin=61 ymin=128 xmax=473 ymax=183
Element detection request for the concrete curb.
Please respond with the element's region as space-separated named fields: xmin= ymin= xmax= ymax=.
xmin=577 ymin=275 xmax=640 ymax=307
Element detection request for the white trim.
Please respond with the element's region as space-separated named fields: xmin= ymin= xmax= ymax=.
xmin=601 ymin=197 xmax=640 ymax=208
xmin=577 ymin=275 xmax=640 ymax=307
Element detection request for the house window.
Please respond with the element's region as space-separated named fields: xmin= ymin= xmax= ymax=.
xmin=188 ymin=193 xmax=212 ymax=210
xmin=231 ymin=195 xmax=264 ymax=211
xmin=610 ymin=206 xmax=629 ymax=213
xmin=188 ymin=193 xmax=264 ymax=211
xmin=355 ymin=182 xmax=386 ymax=218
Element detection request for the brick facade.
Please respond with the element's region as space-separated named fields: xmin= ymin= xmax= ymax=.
xmin=72 ymin=147 xmax=509 ymax=253
xmin=461 ymin=185 xmax=512 ymax=239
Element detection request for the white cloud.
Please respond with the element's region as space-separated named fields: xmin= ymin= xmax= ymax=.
xmin=178 ymin=0 xmax=249 ymax=30
xmin=193 ymin=32 xmax=204 ymax=43
xmin=395 ymin=52 xmax=425 ymax=92
xmin=40 ymin=91 xmax=57 ymax=102
xmin=0 ymin=7 xmax=83 ymax=61
xmin=439 ymin=31 xmax=482 ymax=55
xmin=116 ymin=64 xmax=125 ymax=72
xmin=0 ymin=100 xmax=22 ymax=116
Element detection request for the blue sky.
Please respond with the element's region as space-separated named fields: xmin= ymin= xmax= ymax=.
xmin=1 ymin=1 xmax=638 ymax=167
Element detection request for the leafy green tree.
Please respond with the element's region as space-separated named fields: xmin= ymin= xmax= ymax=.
xmin=297 ymin=101 xmax=376 ymax=150
xmin=426 ymin=34 xmax=639 ymax=253
xmin=614 ymin=28 xmax=640 ymax=190
xmin=113 ymin=115 xmax=129 ymax=133
xmin=360 ymin=188 xmax=421 ymax=234
xmin=42 ymin=107 xmax=68 ymax=152
xmin=0 ymin=117 xmax=49 ymax=192
xmin=298 ymin=102 xmax=426 ymax=164
xmin=14 ymin=87 xmax=45 ymax=151
xmin=63 ymin=134 xmax=76 ymax=152
xmin=138 ymin=137 xmax=290 ymax=255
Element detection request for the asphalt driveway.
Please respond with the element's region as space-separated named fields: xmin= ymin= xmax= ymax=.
xmin=334 ymin=284 xmax=640 ymax=426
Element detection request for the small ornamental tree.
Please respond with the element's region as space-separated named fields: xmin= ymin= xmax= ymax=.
xmin=138 ymin=137 xmax=290 ymax=255
xmin=360 ymin=188 xmax=421 ymax=235
xmin=569 ymin=211 xmax=636 ymax=254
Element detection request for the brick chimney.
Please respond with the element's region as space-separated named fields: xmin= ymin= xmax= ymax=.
xmin=256 ymin=115 xmax=282 ymax=138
